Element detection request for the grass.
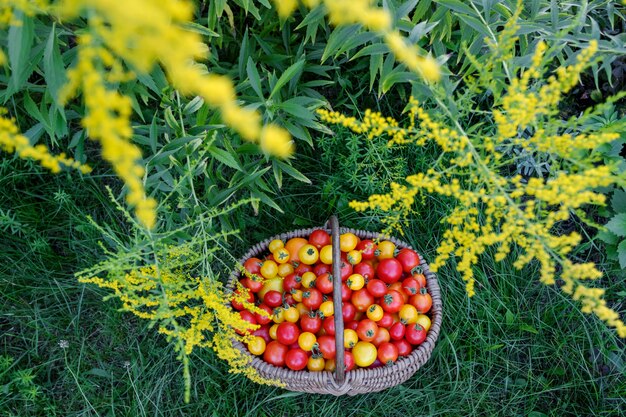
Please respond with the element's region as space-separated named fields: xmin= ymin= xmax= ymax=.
xmin=1 ymin=128 xmax=626 ymax=417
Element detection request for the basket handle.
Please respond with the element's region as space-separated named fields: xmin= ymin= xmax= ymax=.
xmin=329 ymin=215 xmax=346 ymax=383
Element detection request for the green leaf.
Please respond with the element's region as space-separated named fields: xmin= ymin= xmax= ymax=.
xmin=8 ymin=11 xmax=35 ymax=93
xmin=270 ymin=60 xmax=305 ymax=99
xmin=519 ymin=323 xmax=538 ymax=334
xmin=251 ymin=189 xmax=284 ymax=213
xmin=183 ymin=96 xmax=204 ymax=115
xmin=322 ymin=25 xmax=361 ymax=63
xmin=485 ymin=344 xmax=504 ymax=351
xmin=606 ymin=213 xmax=626 ymax=237
xmin=611 ymin=189 xmax=626 ymax=213
xmin=208 ymin=145 xmax=242 ymax=171
xmin=181 ymin=21 xmax=219 ymax=37
xmin=618 ymin=240 xmax=626 ymax=269
xmin=44 ymin=24 xmax=66 ymax=103
xmin=434 ymin=0 xmax=476 ymax=16
xmin=246 ymin=57 xmax=264 ymax=99
xmin=274 ymin=159 xmax=311 ymax=184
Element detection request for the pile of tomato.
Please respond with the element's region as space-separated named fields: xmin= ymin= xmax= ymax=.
xmin=231 ymin=230 xmax=433 ymax=372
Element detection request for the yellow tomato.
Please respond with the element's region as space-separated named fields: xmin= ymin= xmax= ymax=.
xmin=277 ymin=262 xmax=294 ymax=277
xmin=269 ymin=324 xmax=279 ymax=340
xmin=272 ymin=307 xmax=285 ymax=323
xmin=298 ymin=332 xmax=317 ymax=351
xmin=319 ymin=300 xmax=334 ymax=317
xmin=260 ymin=260 xmax=278 ymax=279
xmin=344 ymin=329 xmax=358 ymax=349
xmin=366 ymin=304 xmax=384 ymax=321
xmin=298 ymin=244 xmax=319 ymax=265
xmin=268 ymin=239 xmax=284 ymax=253
xmin=301 ymin=272 xmax=316 ymax=288
xmin=340 ymin=232 xmax=358 ymax=252
xmin=283 ymin=306 xmax=300 ymax=323
xmin=377 ymin=240 xmax=396 ymax=259
xmin=346 ymin=249 xmax=362 ymax=265
xmin=416 ymin=314 xmax=431 ymax=331
xmin=295 ymin=302 xmax=310 ymax=317
xmin=247 ymin=336 xmax=266 ymax=355
xmin=307 ymin=356 xmax=325 ymax=371
xmin=353 ymin=342 xmax=377 ymax=367
xmin=347 ymin=273 xmax=365 ymax=291
xmin=399 ymin=304 xmax=418 ymax=324
xmin=273 ymin=248 xmax=291 ymax=264
xmin=258 ymin=277 xmax=283 ymax=299
xmin=324 ymin=358 xmax=336 ymax=372
xmin=291 ymin=289 xmax=303 ymax=302
xmin=319 ymin=245 xmax=333 ymax=264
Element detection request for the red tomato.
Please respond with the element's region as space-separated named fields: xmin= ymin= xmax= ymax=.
xmin=244 ymin=257 xmax=263 ymax=275
xmin=393 ymin=339 xmax=413 ymax=357
xmin=283 ymin=293 xmax=296 ymax=306
xmin=366 ymin=279 xmax=387 ymax=298
xmin=276 ymin=322 xmax=300 ymax=345
xmin=231 ymin=287 xmax=254 ymax=311
xmin=405 ymin=323 xmax=427 ymax=345
xmin=412 ymin=271 xmax=427 ymax=289
xmin=377 ymin=258 xmax=403 ymax=284
xmin=342 ymin=302 xmax=356 ymax=322
xmin=388 ymin=282 xmax=409 ymax=303
xmin=353 ymin=262 xmax=375 ymax=280
xmin=381 ymin=290 xmax=404 ymax=313
xmin=301 ymin=312 xmax=322 ymax=333
xmin=339 ymin=255 xmax=353 ymax=281
xmin=356 ymin=319 xmax=379 ymax=342
xmin=309 ymin=229 xmax=331 ymax=249
xmin=322 ymin=316 xmax=336 ymax=336
xmin=345 ymin=321 xmax=359 ymax=331
xmin=371 ymin=327 xmax=390 ymax=347
xmin=396 ymin=248 xmax=420 ymax=273
xmin=377 ymin=342 xmax=399 ymax=364
xmin=241 ymin=276 xmax=263 ymax=293
xmin=389 ymin=322 xmax=406 ymax=341
xmin=401 ymin=277 xmax=420 ymax=296
xmin=264 ymin=341 xmax=288 ymax=367
xmin=410 ymin=288 xmax=433 ymax=313
xmin=294 ymin=262 xmax=313 ymax=276
xmin=317 ymin=335 xmax=336 ymax=360
xmin=315 ymin=273 xmax=334 ymax=294
xmin=237 ymin=310 xmax=257 ymax=335
xmin=344 ymin=351 xmax=355 ymax=371
xmin=285 ymin=348 xmax=309 ymax=370
xmin=313 ymin=263 xmax=331 ymax=276
xmin=252 ymin=325 xmax=271 ymax=344
xmin=356 ymin=240 xmax=377 ymax=260
xmin=377 ymin=312 xmax=394 ymax=329
xmin=283 ymin=273 xmax=301 ymax=292
xmin=302 ymin=288 xmax=323 ymax=310
xmin=341 ymin=283 xmax=352 ymax=302
xmin=351 ymin=289 xmax=375 ymax=312
xmin=264 ymin=290 xmax=283 ymax=308
xmin=255 ymin=304 xmax=273 ymax=325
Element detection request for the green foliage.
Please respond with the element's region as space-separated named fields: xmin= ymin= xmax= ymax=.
xmin=0 ymin=355 xmax=58 ymax=416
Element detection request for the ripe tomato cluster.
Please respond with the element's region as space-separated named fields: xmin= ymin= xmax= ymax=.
xmin=232 ymin=230 xmax=433 ymax=372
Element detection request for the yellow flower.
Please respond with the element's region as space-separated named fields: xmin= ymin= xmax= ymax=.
xmin=260 ymin=125 xmax=294 ymax=158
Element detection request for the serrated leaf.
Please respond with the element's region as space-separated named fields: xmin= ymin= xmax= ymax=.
xmin=611 ymin=189 xmax=626 ymax=213
xmin=618 ymin=240 xmax=626 ymax=269
xmin=606 ymin=214 xmax=626 ymax=237
xmin=270 ymin=60 xmax=305 ymax=99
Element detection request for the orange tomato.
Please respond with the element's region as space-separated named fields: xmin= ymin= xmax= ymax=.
xmin=285 ymin=237 xmax=308 ymax=263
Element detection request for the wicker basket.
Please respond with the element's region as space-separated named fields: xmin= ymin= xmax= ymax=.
xmin=227 ymin=216 xmax=443 ymax=395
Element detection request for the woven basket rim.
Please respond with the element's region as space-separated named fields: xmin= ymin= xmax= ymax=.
xmin=226 ymin=223 xmax=443 ymax=394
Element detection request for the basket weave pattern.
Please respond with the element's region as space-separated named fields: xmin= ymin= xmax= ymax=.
xmin=227 ymin=225 xmax=443 ymax=395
